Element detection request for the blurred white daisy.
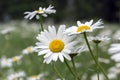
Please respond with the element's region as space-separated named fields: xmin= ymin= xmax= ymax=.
xmin=7 ymin=71 xmax=25 ymax=80
xmin=64 ymin=19 xmax=104 ymax=35
xmin=0 ymin=27 xmax=16 ymax=35
xmin=88 ymin=35 xmax=110 ymax=43
xmin=35 ymin=25 xmax=78 ymax=64
xmin=22 ymin=46 xmax=35 ymax=54
xmin=11 ymin=55 xmax=23 ymax=62
xmin=108 ymin=42 xmax=120 ymax=62
xmin=91 ymin=73 xmax=104 ymax=80
xmin=0 ymin=56 xmax=13 ymax=68
xmin=69 ymin=45 xmax=88 ymax=58
xmin=112 ymin=30 xmax=120 ymax=40
xmin=27 ymin=73 xmax=46 ymax=80
xmin=24 ymin=5 xmax=56 ymax=20
xmin=116 ymin=63 xmax=120 ymax=68
xmin=98 ymin=57 xmax=110 ymax=64
xmin=107 ymin=66 xmax=120 ymax=80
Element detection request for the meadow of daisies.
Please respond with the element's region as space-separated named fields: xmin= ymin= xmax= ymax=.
xmin=0 ymin=5 xmax=120 ymax=80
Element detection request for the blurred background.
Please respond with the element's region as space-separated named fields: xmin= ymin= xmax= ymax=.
xmin=0 ymin=0 xmax=120 ymax=23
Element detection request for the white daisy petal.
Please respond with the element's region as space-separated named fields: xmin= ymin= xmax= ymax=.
xmin=77 ymin=21 xmax=82 ymax=26
xmin=38 ymin=49 xmax=49 ymax=55
xmin=85 ymin=20 xmax=93 ymax=26
xmin=62 ymin=53 xmax=71 ymax=61
xmin=52 ymin=53 xmax=59 ymax=61
xmin=44 ymin=52 xmax=52 ymax=58
xmin=57 ymin=25 xmax=66 ymax=39
xmin=59 ymin=54 xmax=64 ymax=62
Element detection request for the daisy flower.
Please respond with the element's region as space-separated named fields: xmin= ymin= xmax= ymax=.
xmin=64 ymin=19 xmax=104 ymax=35
xmin=91 ymin=73 xmax=104 ymax=80
xmin=98 ymin=57 xmax=110 ymax=64
xmin=22 ymin=46 xmax=35 ymax=54
xmin=0 ymin=56 xmax=13 ymax=68
xmin=35 ymin=25 xmax=78 ymax=64
xmin=27 ymin=73 xmax=47 ymax=80
xmin=0 ymin=27 xmax=16 ymax=35
xmin=107 ymin=66 xmax=120 ymax=80
xmin=24 ymin=5 xmax=56 ymax=20
xmin=88 ymin=35 xmax=110 ymax=43
xmin=7 ymin=71 xmax=25 ymax=80
xmin=11 ymin=55 xmax=23 ymax=62
xmin=69 ymin=45 xmax=88 ymax=58
xmin=108 ymin=43 xmax=120 ymax=62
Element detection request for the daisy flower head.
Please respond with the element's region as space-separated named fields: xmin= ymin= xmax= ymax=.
xmin=108 ymin=42 xmax=120 ymax=62
xmin=65 ymin=19 xmax=104 ymax=35
xmin=22 ymin=46 xmax=35 ymax=54
xmin=0 ymin=27 xmax=16 ymax=35
xmin=108 ymin=43 xmax=120 ymax=55
xmin=0 ymin=56 xmax=13 ymax=68
xmin=27 ymin=73 xmax=47 ymax=80
xmin=7 ymin=71 xmax=25 ymax=80
xmin=24 ymin=5 xmax=56 ymax=20
xmin=88 ymin=35 xmax=110 ymax=44
xmin=35 ymin=25 xmax=78 ymax=64
xmin=69 ymin=45 xmax=88 ymax=58
xmin=11 ymin=55 xmax=23 ymax=62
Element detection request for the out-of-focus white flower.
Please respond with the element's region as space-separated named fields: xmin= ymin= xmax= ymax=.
xmin=24 ymin=5 xmax=56 ymax=20
xmin=64 ymin=19 xmax=103 ymax=35
xmin=22 ymin=46 xmax=35 ymax=54
xmin=35 ymin=25 xmax=78 ymax=64
xmin=112 ymin=30 xmax=120 ymax=40
xmin=107 ymin=66 xmax=120 ymax=80
xmin=98 ymin=29 xmax=112 ymax=37
xmin=11 ymin=55 xmax=23 ymax=62
xmin=71 ymin=45 xmax=88 ymax=53
xmin=69 ymin=45 xmax=88 ymax=58
xmin=116 ymin=63 xmax=120 ymax=68
xmin=0 ymin=27 xmax=16 ymax=35
xmin=0 ymin=56 xmax=12 ymax=68
xmin=56 ymin=78 xmax=65 ymax=80
xmin=91 ymin=73 xmax=104 ymax=80
xmin=27 ymin=73 xmax=47 ymax=80
xmin=108 ymin=43 xmax=120 ymax=62
xmin=7 ymin=71 xmax=25 ymax=80
xmin=108 ymin=43 xmax=120 ymax=55
xmin=98 ymin=57 xmax=110 ymax=64
xmin=88 ymin=35 xmax=110 ymax=43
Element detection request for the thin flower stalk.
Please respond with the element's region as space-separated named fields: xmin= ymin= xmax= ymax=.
xmin=52 ymin=63 xmax=64 ymax=80
xmin=83 ymin=32 xmax=109 ymax=80
xmin=71 ymin=58 xmax=81 ymax=80
xmin=39 ymin=15 xmax=44 ymax=31
xmin=65 ymin=59 xmax=81 ymax=80
xmin=96 ymin=43 xmax=99 ymax=80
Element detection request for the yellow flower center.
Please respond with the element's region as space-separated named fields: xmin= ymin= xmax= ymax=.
xmin=49 ymin=40 xmax=64 ymax=53
xmin=12 ymin=57 xmax=19 ymax=62
xmin=26 ymin=47 xmax=32 ymax=52
xmin=31 ymin=75 xmax=38 ymax=79
xmin=77 ymin=25 xmax=90 ymax=32
xmin=36 ymin=10 xmax=44 ymax=13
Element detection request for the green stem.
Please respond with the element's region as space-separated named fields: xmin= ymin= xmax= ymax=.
xmin=52 ymin=63 xmax=64 ymax=80
xmin=71 ymin=58 xmax=81 ymax=80
xmin=96 ymin=43 xmax=99 ymax=80
xmin=39 ymin=15 xmax=44 ymax=31
xmin=65 ymin=59 xmax=80 ymax=80
xmin=83 ymin=32 xmax=109 ymax=80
